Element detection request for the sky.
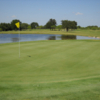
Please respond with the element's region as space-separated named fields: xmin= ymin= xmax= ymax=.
xmin=0 ymin=0 xmax=100 ymax=27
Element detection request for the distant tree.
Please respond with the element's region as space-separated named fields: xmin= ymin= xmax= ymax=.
xmin=61 ymin=20 xmax=70 ymax=32
xmin=81 ymin=27 xmax=85 ymax=29
xmin=56 ymin=25 xmax=62 ymax=31
xmin=36 ymin=25 xmax=44 ymax=29
xmin=0 ymin=23 xmax=7 ymax=31
xmin=0 ymin=28 xmax=2 ymax=31
xmin=77 ymin=26 xmax=81 ymax=29
xmin=45 ymin=19 xmax=57 ymax=30
xmin=0 ymin=23 xmax=12 ymax=31
xmin=7 ymin=23 xmax=12 ymax=30
xmin=31 ymin=22 xmax=39 ymax=29
xmin=39 ymin=25 xmax=44 ymax=29
xmin=11 ymin=19 xmax=21 ymax=30
xmin=27 ymin=25 xmax=31 ymax=30
xmin=45 ymin=21 xmax=51 ymax=29
xmin=86 ymin=26 xmax=98 ymax=30
xmin=91 ymin=27 xmax=97 ymax=30
xmin=70 ymin=21 xmax=77 ymax=30
xmin=51 ymin=25 xmax=56 ymax=30
xmin=61 ymin=20 xmax=77 ymax=32
xmin=21 ymin=23 xmax=29 ymax=30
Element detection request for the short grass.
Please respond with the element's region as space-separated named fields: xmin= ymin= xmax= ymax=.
xmin=0 ymin=29 xmax=100 ymax=37
xmin=0 ymin=40 xmax=100 ymax=100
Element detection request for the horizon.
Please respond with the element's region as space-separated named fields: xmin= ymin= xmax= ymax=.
xmin=0 ymin=0 xmax=100 ymax=27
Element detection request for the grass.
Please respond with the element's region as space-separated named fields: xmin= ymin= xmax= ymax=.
xmin=0 ymin=29 xmax=100 ymax=37
xmin=0 ymin=40 xmax=100 ymax=100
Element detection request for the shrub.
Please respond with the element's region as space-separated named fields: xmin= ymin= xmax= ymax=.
xmin=0 ymin=28 xmax=2 ymax=31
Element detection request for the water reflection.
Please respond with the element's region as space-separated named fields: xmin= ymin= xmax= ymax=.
xmin=12 ymin=38 xmax=19 ymax=42
xmin=61 ymin=35 xmax=76 ymax=40
xmin=48 ymin=36 xmax=56 ymax=40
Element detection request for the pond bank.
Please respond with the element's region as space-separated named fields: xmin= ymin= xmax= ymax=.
xmin=0 ymin=29 xmax=100 ymax=37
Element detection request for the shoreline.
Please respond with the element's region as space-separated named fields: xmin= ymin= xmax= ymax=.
xmin=0 ymin=29 xmax=100 ymax=37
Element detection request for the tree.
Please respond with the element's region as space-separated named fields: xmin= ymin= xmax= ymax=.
xmin=70 ymin=21 xmax=77 ymax=30
xmin=0 ymin=28 xmax=2 ymax=31
xmin=51 ymin=25 xmax=56 ymax=30
xmin=0 ymin=23 xmax=7 ymax=31
xmin=31 ymin=22 xmax=39 ymax=29
xmin=61 ymin=20 xmax=70 ymax=32
xmin=86 ymin=26 xmax=98 ymax=30
xmin=56 ymin=25 xmax=62 ymax=31
xmin=45 ymin=19 xmax=57 ymax=30
xmin=21 ymin=23 xmax=29 ymax=30
xmin=27 ymin=25 xmax=31 ymax=30
xmin=11 ymin=19 xmax=21 ymax=30
xmin=61 ymin=20 xmax=77 ymax=32
xmin=39 ymin=25 xmax=44 ymax=29
xmin=36 ymin=25 xmax=44 ymax=29
xmin=0 ymin=23 xmax=12 ymax=31
xmin=77 ymin=26 xmax=81 ymax=29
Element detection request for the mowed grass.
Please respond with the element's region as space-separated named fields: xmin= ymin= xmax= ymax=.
xmin=1 ymin=29 xmax=100 ymax=37
xmin=0 ymin=40 xmax=100 ymax=100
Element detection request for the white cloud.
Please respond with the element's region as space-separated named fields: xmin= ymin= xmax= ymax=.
xmin=11 ymin=15 xmax=16 ymax=18
xmin=75 ymin=12 xmax=83 ymax=15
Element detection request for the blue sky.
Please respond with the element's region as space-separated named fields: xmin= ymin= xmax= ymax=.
xmin=0 ymin=0 xmax=100 ymax=27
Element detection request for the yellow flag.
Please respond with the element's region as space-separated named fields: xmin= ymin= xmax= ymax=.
xmin=15 ymin=22 xmax=20 ymax=28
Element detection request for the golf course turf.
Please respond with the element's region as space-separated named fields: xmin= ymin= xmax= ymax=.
xmin=1 ymin=29 xmax=100 ymax=37
xmin=0 ymin=40 xmax=100 ymax=100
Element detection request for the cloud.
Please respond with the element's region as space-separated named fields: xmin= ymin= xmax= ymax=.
xmin=75 ymin=12 xmax=83 ymax=15
xmin=11 ymin=15 xmax=16 ymax=18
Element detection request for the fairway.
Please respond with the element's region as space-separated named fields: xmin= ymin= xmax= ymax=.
xmin=0 ymin=40 xmax=100 ymax=100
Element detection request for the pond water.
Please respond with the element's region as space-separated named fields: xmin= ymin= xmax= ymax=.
xmin=0 ymin=34 xmax=100 ymax=44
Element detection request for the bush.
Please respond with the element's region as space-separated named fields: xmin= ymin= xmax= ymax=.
xmin=0 ymin=28 xmax=2 ymax=31
xmin=92 ymin=27 xmax=97 ymax=30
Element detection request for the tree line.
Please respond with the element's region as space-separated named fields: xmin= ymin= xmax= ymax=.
xmin=0 ymin=19 xmax=77 ymax=32
xmin=77 ymin=25 xmax=100 ymax=30
xmin=0 ymin=19 xmax=100 ymax=31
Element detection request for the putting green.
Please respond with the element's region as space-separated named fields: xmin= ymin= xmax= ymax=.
xmin=0 ymin=40 xmax=100 ymax=100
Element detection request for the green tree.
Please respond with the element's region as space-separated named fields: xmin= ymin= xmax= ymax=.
xmin=11 ymin=19 xmax=21 ymax=30
xmin=31 ymin=22 xmax=39 ymax=29
xmin=36 ymin=25 xmax=44 ymax=29
xmin=70 ymin=21 xmax=77 ymax=30
xmin=39 ymin=25 xmax=44 ymax=29
xmin=61 ymin=20 xmax=70 ymax=32
xmin=61 ymin=20 xmax=77 ymax=32
xmin=27 ymin=25 xmax=31 ymax=30
xmin=86 ymin=26 xmax=98 ymax=30
xmin=21 ymin=23 xmax=29 ymax=30
xmin=45 ymin=19 xmax=57 ymax=30
xmin=0 ymin=28 xmax=2 ymax=31
xmin=0 ymin=23 xmax=12 ymax=31
xmin=77 ymin=26 xmax=81 ymax=29
xmin=56 ymin=25 xmax=62 ymax=31
xmin=51 ymin=25 xmax=56 ymax=30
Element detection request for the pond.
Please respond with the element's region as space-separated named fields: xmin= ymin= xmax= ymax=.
xmin=0 ymin=34 xmax=100 ymax=44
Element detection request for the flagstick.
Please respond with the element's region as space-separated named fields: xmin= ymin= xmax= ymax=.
xmin=19 ymin=27 xmax=20 ymax=58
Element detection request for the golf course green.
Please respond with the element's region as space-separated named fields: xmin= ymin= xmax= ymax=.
xmin=0 ymin=39 xmax=100 ymax=100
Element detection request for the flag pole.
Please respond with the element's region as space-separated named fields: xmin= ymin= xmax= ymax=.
xmin=19 ymin=25 xmax=20 ymax=58
xmin=15 ymin=22 xmax=20 ymax=58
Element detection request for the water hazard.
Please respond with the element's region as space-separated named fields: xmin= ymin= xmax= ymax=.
xmin=0 ymin=34 xmax=100 ymax=44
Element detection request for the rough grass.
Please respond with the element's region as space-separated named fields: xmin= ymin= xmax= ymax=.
xmin=0 ymin=29 xmax=100 ymax=37
xmin=0 ymin=40 xmax=100 ymax=100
